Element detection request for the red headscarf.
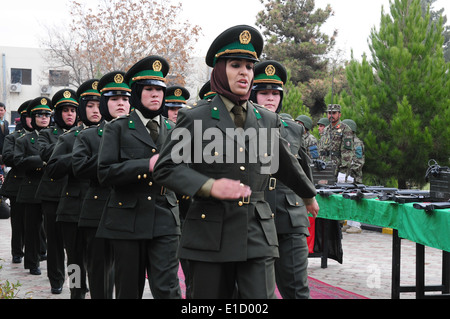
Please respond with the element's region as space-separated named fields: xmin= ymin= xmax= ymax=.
xmin=210 ymin=59 xmax=253 ymax=106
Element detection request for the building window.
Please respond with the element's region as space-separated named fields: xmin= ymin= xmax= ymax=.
xmin=11 ymin=68 xmax=32 ymax=85
xmin=49 ymin=70 xmax=70 ymax=87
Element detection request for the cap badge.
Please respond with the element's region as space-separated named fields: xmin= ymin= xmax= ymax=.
xmin=239 ymin=30 xmax=251 ymax=45
xmin=153 ymin=60 xmax=162 ymax=72
xmin=63 ymin=91 xmax=71 ymax=98
xmin=41 ymin=98 xmax=47 ymax=105
xmin=265 ymin=65 xmax=276 ymax=76
xmin=114 ymin=74 xmax=124 ymax=84
xmin=174 ymin=89 xmax=182 ymax=97
xmin=92 ymin=81 xmax=99 ymax=90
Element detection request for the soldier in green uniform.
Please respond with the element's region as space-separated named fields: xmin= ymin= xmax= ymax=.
xmin=72 ymin=77 xmax=118 ymax=299
xmin=35 ymin=88 xmax=78 ymax=294
xmin=164 ymin=86 xmax=190 ymax=123
xmin=296 ymin=115 xmax=319 ymax=160
xmin=46 ymin=89 xmax=89 ymax=299
xmin=96 ymin=56 xmax=181 ymax=299
xmin=153 ymin=25 xmax=319 ymax=299
xmin=14 ymin=97 xmax=53 ymax=275
xmin=198 ymin=80 xmax=217 ymax=101
xmin=250 ymin=60 xmax=314 ymax=299
xmin=0 ymin=100 xmax=32 ymax=264
xmin=319 ymin=104 xmax=354 ymax=177
xmin=317 ymin=117 xmax=329 ymax=136
xmin=341 ymin=119 xmax=365 ymax=234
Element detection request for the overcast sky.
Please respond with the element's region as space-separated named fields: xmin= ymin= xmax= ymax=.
xmin=1 ymin=0 xmax=449 ymax=61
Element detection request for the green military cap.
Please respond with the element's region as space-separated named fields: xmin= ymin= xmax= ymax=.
xmin=18 ymin=100 xmax=33 ymax=115
xmin=327 ymin=104 xmax=341 ymax=112
xmin=253 ymin=60 xmax=287 ymax=89
xmin=279 ymin=113 xmax=293 ymax=121
xmin=27 ymin=96 xmax=53 ymax=116
xmin=77 ymin=79 xmax=101 ymax=101
xmin=165 ymin=86 xmax=190 ymax=108
xmin=342 ymin=119 xmax=357 ymax=132
xmin=98 ymin=71 xmax=131 ymax=97
xmin=206 ymin=25 xmax=264 ymax=67
xmin=318 ymin=117 xmax=330 ymax=126
xmin=52 ymin=89 xmax=79 ymax=109
xmin=124 ymin=56 xmax=169 ymax=88
xmin=296 ymin=115 xmax=313 ymax=131
xmin=199 ymin=80 xmax=217 ymax=100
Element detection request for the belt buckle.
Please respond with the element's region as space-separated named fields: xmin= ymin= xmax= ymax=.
xmin=242 ymin=195 xmax=250 ymax=205
xmin=268 ymin=177 xmax=277 ymax=191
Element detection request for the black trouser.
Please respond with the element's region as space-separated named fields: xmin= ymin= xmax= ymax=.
xmin=60 ymin=221 xmax=87 ymax=299
xmin=275 ymin=233 xmax=310 ymax=299
xmin=23 ymin=203 xmax=43 ymax=270
xmin=42 ymin=201 xmax=65 ymax=289
xmin=110 ymin=235 xmax=181 ymax=299
xmin=9 ymin=197 xmax=25 ymax=259
xmin=189 ymin=257 xmax=277 ymax=299
xmin=81 ymin=227 xmax=114 ymax=299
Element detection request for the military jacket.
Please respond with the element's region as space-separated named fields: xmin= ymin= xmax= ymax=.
xmin=265 ymin=118 xmax=312 ymax=235
xmin=349 ymin=135 xmax=365 ymax=183
xmin=0 ymin=130 xmax=26 ymax=197
xmin=96 ymin=111 xmax=180 ymax=240
xmin=46 ymin=125 xmax=89 ymax=223
xmin=319 ymin=121 xmax=354 ymax=175
xmin=13 ymin=131 xmax=46 ymax=204
xmin=303 ymin=131 xmax=319 ymax=160
xmin=153 ymin=95 xmax=317 ymax=263
xmin=35 ymin=125 xmax=68 ymax=202
xmin=72 ymin=122 xmax=110 ymax=228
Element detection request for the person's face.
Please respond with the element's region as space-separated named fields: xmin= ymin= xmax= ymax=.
xmin=167 ymin=107 xmax=181 ymax=123
xmin=327 ymin=110 xmax=341 ymax=125
xmin=256 ymin=89 xmax=281 ymax=113
xmin=0 ymin=107 xmax=6 ymax=119
xmin=141 ymin=85 xmax=164 ymax=111
xmin=61 ymin=106 xmax=77 ymax=127
xmin=318 ymin=124 xmax=326 ymax=134
xmin=108 ymin=96 xmax=130 ymax=118
xmin=35 ymin=113 xmax=51 ymax=128
xmin=85 ymin=100 xmax=101 ymax=124
xmin=226 ymin=59 xmax=254 ymax=96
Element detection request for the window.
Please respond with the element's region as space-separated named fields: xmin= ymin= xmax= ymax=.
xmin=11 ymin=68 xmax=32 ymax=85
xmin=49 ymin=70 xmax=70 ymax=87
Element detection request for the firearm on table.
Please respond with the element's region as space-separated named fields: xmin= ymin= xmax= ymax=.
xmin=413 ymin=201 xmax=450 ymax=212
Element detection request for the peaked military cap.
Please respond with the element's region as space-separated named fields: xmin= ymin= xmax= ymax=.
xmin=165 ymin=86 xmax=190 ymax=108
xmin=27 ymin=96 xmax=53 ymax=116
xmin=206 ymin=25 xmax=264 ymax=67
xmin=77 ymin=79 xmax=101 ymax=101
xmin=18 ymin=100 xmax=33 ymax=115
xmin=327 ymin=104 xmax=341 ymax=112
xmin=253 ymin=60 xmax=287 ymax=92
xmin=124 ymin=56 xmax=169 ymax=88
xmin=199 ymin=80 xmax=217 ymax=100
xmin=52 ymin=89 xmax=79 ymax=109
xmin=98 ymin=71 xmax=131 ymax=97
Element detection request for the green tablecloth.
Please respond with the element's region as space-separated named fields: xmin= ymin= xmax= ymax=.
xmin=315 ymin=195 xmax=450 ymax=252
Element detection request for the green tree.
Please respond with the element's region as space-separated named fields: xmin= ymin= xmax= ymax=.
xmin=282 ymin=70 xmax=310 ymax=119
xmin=343 ymin=0 xmax=450 ymax=188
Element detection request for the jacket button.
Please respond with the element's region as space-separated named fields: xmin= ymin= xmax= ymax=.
xmin=240 ymin=166 xmax=245 ymax=171
xmin=143 ymin=174 xmax=147 ymax=179
xmin=149 ymin=182 xmax=153 ymax=186
xmin=148 ymin=196 xmax=152 ymax=201
xmin=238 ymin=201 xmax=243 ymax=207
xmin=118 ymin=202 xmax=123 ymax=206
xmin=138 ymin=175 xmax=141 ymax=179
xmin=94 ymin=196 xmax=98 ymax=200
xmin=201 ymin=214 xmax=206 ymax=219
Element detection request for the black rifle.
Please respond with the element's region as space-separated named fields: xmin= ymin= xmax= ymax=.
xmin=413 ymin=201 xmax=450 ymax=212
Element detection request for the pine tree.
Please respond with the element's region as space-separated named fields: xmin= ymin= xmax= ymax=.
xmin=343 ymin=0 xmax=450 ymax=188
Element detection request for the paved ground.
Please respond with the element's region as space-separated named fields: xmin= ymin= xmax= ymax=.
xmin=0 ymin=217 xmax=446 ymax=299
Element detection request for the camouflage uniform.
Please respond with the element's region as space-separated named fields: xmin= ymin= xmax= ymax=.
xmin=319 ymin=105 xmax=354 ymax=176
xmin=342 ymin=119 xmax=364 ymax=183
xmin=295 ymin=115 xmax=318 ymax=160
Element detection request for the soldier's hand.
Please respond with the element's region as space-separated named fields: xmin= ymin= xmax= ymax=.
xmin=149 ymin=154 xmax=159 ymax=172
xmin=306 ymin=198 xmax=319 ymax=218
xmin=210 ymin=178 xmax=252 ymax=200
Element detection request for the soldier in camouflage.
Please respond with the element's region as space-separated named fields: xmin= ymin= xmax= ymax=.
xmin=319 ymin=104 xmax=354 ymax=177
xmin=295 ymin=115 xmax=319 ymax=160
xmin=342 ymin=119 xmax=365 ymax=183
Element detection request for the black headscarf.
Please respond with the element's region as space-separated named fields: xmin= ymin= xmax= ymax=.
xmin=130 ymin=83 xmax=166 ymax=119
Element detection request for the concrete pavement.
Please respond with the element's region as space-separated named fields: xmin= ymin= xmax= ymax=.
xmin=0 ymin=217 xmax=446 ymax=299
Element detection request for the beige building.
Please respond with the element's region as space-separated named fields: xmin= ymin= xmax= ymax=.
xmin=1 ymin=46 xmax=210 ymax=125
